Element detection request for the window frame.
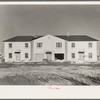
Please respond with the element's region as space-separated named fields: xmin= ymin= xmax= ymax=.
xmin=72 ymin=53 xmax=75 ymax=59
xmin=88 ymin=43 xmax=92 ymax=48
xmin=56 ymin=42 xmax=62 ymax=48
xmin=88 ymin=53 xmax=92 ymax=59
xmin=71 ymin=43 xmax=75 ymax=48
xmin=9 ymin=53 xmax=12 ymax=58
xmin=9 ymin=43 xmax=12 ymax=48
xmin=37 ymin=42 xmax=43 ymax=48
xmin=25 ymin=53 xmax=28 ymax=59
xmin=25 ymin=43 xmax=28 ymax=48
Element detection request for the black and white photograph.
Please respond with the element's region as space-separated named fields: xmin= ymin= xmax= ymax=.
xmin=0 ymin=2 xmax=100 ymax=86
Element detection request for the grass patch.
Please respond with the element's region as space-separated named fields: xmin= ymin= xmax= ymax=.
xmin=0 ymin=73 xmax=91 ymax=85
xmin=0 ymin=63 xmax=17 ymax=68
xmin=86 ymin=76 xmax=100 ymax=84
xmin=0 ymin=74 xmax=33 ymax=85
xmin=0 ymin=61 xmax=71 ymax=68
xmin=0 ymin=62 xmax=100 ymax=85
xmin=1 ymin=61 xmax=100 ymax=68
xmin=0 ymin=74 xmax=71 ymax=85
xmin=60 ymin=76 xmax=88 ymax=85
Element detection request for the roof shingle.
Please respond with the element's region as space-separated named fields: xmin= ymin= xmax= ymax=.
xmin=3 ymin=35 xmax=98 ymax=42
xmin=55 ymin=35 xmax=98 ymax=41
xmin=3 ymin=36 xmax=42 ymax=42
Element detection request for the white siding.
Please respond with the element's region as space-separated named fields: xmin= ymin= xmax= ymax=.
xmin=4 ymin=35 xmax=98 ymax=62
xmin=4 ymin=42 xmax=31 ymax=62
xmin=67 ymin=41 xmax=97 ymax=62
xmin=32 ymin=35 xmax=67 ymax=62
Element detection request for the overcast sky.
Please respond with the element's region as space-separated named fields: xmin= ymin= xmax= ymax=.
xmin=0 ymin=5 xmax=100 ymax=52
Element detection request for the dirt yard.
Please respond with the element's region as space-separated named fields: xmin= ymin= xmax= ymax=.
xmin=0 ymin=62 xmax=100 ymax=85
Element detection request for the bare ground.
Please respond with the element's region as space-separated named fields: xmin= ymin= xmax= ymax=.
xmin=0 ymin=62 xmax=100 ymax=85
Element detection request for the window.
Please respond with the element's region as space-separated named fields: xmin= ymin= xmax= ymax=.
xmin=72 ymin=53 xmax=75 ymax=58
xmin=71 ymin=43 xmax=75 ymax=48
xmin=25 ymin=43 xmax=28 ymax=48
xmin=37 ymin=43 xmax=42 ymax=48
xmin=9 ymin=53 xmax=12 ymax=58
xmin=9 ymin=43 xmax=12 ymax=48
xmin=56 ymin=42 xmax=62 ymax=48
xmin=25 ymin=53 xmax=28 ymax=58
xmin=88 ymin=43 xmax=92 ymax=48
xmin=88 ymin=53 xmax=92 ymax=59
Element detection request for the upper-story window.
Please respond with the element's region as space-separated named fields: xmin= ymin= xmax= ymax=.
xmin=56 ymin=42 xmax=62 ymax=48
xmin=37 ymin=43 xmax=43 ymax=48
xmin=71 ymin=43 xmax=75 ymax=48
xmin=9 ymin=43 xmax=12 ymax=48
xmin=25 ymin=43 xmax=28 ymax=48
xmin=88 ymin=43 xmax=92 ymax=48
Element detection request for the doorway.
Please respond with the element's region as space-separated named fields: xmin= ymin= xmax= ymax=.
xmin=15 ymin=52 xmax=20 ymax=62
xmin=78 ymin=52 xmax=84 ymax=61
xmin=46 ymin=52 xmax=52 ymax=61
xmin=55 ymin=53 xmax=64 ymax=60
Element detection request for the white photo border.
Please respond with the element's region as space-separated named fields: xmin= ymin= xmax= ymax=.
xmin=0 ymin=1 xmax=100 ymax=99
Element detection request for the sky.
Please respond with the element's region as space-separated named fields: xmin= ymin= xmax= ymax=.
xmin=0 ymin=5 xmax=100 ymax=52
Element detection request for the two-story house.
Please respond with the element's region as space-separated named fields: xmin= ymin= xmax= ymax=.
xmin=3 ymin=36 xmax=41 ymax=62
xmin=3 ymin=34 xmax=98 ymax=62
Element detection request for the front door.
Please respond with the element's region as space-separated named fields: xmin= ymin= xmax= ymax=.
xmin=79 ymin=52 xmax=84 ymax=61
xmin=46 ymin=52 xmax=52 ymax=61
xmin=46 ymin=54 xmax=52 ymax=61
xmin=15 ymin=53 xmax=20 ymax=62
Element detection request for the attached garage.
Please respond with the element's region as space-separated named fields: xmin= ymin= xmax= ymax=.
xmin=55 ymin=53 xmax=64 ymax=60
xmin=35 ymin=53 xmax=44 ymax=61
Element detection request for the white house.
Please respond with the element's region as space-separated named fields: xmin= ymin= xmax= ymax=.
xmin=3 ymin=34 xmax=98 ymax=62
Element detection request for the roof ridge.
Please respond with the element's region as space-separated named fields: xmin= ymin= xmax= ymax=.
xmin=3 ymin=34 xmax=98 ymax=42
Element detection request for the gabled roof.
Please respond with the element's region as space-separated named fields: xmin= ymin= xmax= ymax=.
xmin=3 ymin=36 xmax=42 ymax=42
xmin=55 ymin=35 xmax=98 ymax=41
xmin=3 ymin=35 xmax=98 ymax=42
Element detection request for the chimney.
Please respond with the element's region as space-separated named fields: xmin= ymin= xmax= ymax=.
xmin=33 ymin=33 xmax=38 ymax=38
